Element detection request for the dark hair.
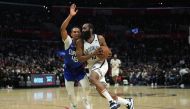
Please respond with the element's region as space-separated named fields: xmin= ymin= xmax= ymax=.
xmin=86 ymin=23 xmax=94 ymax=33
xmin=71 ymin=26 xmax=81 ymax=32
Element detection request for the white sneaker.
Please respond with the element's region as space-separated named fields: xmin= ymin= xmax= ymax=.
xmin=109 ymin=100 xmax=120 ymax=109
xmin=125 ymin=98 xmax=134 ymax=109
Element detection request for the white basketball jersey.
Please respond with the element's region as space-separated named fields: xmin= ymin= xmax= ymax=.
xmin=83 ymin=34 xmax=103 ymax=68
xmin=110 ymin=59 xmax=121 ymax=70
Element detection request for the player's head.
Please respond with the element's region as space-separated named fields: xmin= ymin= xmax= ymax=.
xmin=81 ymin=23 xmax=94 ymax=41
xmin=71 ymin=26 xmax=81 ymax=40
xmin=114 ymin=54 xmax=117 ymax=59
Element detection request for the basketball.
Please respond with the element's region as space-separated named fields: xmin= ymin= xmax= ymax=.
xmin=97 ymin=46 xmax=111 ymax=60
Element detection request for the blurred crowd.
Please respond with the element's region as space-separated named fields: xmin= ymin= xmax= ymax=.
xmin=0 ymin=37 xmax=189 ymax=88
xmin=0 ymin=40 xmax=64 ymax=88
xmin=106 ymin=37 xmax=190 ymax=87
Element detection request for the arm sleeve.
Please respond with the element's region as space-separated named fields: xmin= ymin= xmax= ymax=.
xmin=63 ymin=35 xmax=72 ymax=50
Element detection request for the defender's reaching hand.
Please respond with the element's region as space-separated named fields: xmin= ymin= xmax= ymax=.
xmin=70 ymin=4 xmax=78 ymax=16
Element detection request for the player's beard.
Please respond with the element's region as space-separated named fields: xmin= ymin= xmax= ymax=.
xmin=81 ymin=30 xmax=91 ymax=41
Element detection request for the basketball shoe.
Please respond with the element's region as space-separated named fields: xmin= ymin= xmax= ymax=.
xmin=109 ymin=100 xmax=120 ymax=109
xmin=125 ymin=98 xmax=134 ymax=109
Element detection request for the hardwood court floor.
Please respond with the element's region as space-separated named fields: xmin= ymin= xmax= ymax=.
xmin=0 ymin=86 xmax=190 ymax=109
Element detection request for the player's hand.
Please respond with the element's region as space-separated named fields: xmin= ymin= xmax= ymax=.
xmin=108 ymin=52 xmax=112 ymax=59
xmin=70 ymin=4 xmax=78 ymax=16
xmin=92 ymin=47 xmax=103 ymax=56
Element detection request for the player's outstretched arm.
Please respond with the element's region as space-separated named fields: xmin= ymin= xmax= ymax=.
xmin=60 ymin=4 xmax=78 ymax=41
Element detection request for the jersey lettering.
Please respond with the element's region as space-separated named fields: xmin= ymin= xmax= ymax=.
xmin=85 ymin=46 xmax=99 ymax=54
xmin=69 ymin=49 xmax=78 ymax=62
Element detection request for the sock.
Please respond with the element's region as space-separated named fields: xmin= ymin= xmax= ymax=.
xmin=117 ymin=97 xmax=130 ymax=105
xmin=101 ymin=89 xmax=114 ymax=102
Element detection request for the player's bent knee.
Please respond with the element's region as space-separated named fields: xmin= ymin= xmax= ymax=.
xmin=88 ymin=76 xmax=97 ymax=84
xmin=89 ymin=72 xmax=100 ymax=83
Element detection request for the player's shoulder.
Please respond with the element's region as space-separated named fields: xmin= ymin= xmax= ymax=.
xmin=76 ymin=38 xmax=84 ymax=48
xmin=117 ymin=59 xmax=121 ymax=63
xmin=97 ymin=34 xmax=105 ymax=44
xmin=117 ymin=59 xmax=121 ymax=61
xmin=67 ymin=35 xmax=71 ymax=38
xmin=110 ymin=58 xmax=114 ymax=62
xmin=97 ymin=34 xmax=104 ymax=39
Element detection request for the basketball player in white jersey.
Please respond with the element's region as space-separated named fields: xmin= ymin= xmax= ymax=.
xmin=60 ymin=4 xmax=91 ymax=109
xmin=110 ymin=54 xmax=121 ymax=87
xmin=76 ymin=22 xmax=134 ymax=109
